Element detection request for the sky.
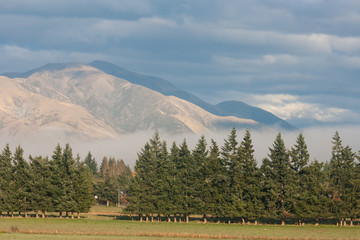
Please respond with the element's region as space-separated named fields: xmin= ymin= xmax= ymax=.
xmin=1 ymin=0 xmax=360 ymax=128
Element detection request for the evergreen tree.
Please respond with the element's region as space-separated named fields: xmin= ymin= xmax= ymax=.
xmin=50 ymin=143 xmax=77 ymax=217
xmin=84 ymin=151 xmax=97 ymax=175
xmin=290 ymin=133 xmax=310 ymax=222
xmin=192 ymin=136 xmax=209 ymax=222
xmin=169 ymin=142 xmax=181 ymax=221
xmin=239 ymin=129 xmax=262 ymax=223
xmin=100 ymin=156 xmax=109 ymax=177
xmin=177 ymin=140 xmax=196 ymax=223
xmin=154 ymin=140 xmax=172 ymax=221
xmin=348 ymin=155 xmax=360 ymax=224
xmin=266 ymin=133 xmax=294 ymax=225
xmin=260 ymin=157 xmax=277 ymax=219
xmin=328 ymin=132 xmax=356 ymax=224
xmin=0 ymin=144 xmax=14 ymax=216
xmin=50 ymin=144 xmax=64 ymax=216
xmin=298 ymin=160 xmax=329 ymax=225
xmin=221 ymin=128 xmax=244 ymax=221
xmin=127 ymin=136 xmax=158 ymax=221
xmin=12 ymin=146 xmax=32 ymax=217
xmin=61 ymin=144 xmax=77 ymax=216
xmin=208 ymin=139 xmax=228 ymax=222
xmin=73 ymin=157 xmax=94 ymax=218
xmin=29 ymin=156 xmax=52 ymax=218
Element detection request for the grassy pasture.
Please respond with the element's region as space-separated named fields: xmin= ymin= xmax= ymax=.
xmin=0 ymin=217 xmax=359 ymax=240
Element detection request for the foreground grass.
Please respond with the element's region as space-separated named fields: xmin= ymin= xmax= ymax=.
xmin=0 ymin=218 xmax=359 ymax=240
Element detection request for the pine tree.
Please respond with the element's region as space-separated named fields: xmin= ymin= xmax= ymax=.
xmin=290 ymin=133 xmax=310 ymax=223
xmin=177 ymin=140 xmax=196 ymax=223
xmin=299 ymin=160 xmax=329 ymax=225
xmin=154 ymin=140 xmax=172 ymax=221
xmin=50 ymin=144 xmax=65 ymax=216
xmin=100 ymin=156 xmax=109 ymax=177
xmin=327 ymin=132 xmax=356 ymax=224
xmin=348 ymin=155 xmax=360 ymax=225
xmin=208 ymin=139 xmax=228 ymax=222
xmin=29 ymin=156 xmax=52 ymax=218
xmin=192 ymin=136 xmax=209 ymax=222
xmin=266 ymin=133 xmax=294 ymax=225
xmin=12 ymin=146 xmax=32 ymax=217
xmin=221 ymin=128 xmax=244 ymax=222
xmin=84 ymin=151 xmax=97 ymax=175
xmin=61 ymin=144 xmax=77 ymax=217
xmin=239 ymin=129 xmax=262 ymax=224
xmin=127 ymin=137 xmax=158 ymax=221
xmin=0 ymin=144 xmax=14 ymax=216
xmin=169 ymin=142 xmax=181 ymax=221
xmin=73 ymin=157 xmax=94 ymax=218
xmin=260 ymin=157 xmax=277 ymax=219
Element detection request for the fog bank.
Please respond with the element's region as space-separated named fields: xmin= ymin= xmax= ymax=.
xmin=0 ymin=125 xmax=359 ymax=169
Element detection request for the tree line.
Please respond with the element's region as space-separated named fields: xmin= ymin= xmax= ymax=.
xmin=0 ymin=143 xmax=93 ymax=218
xmin=126 ymin=129 xmax=360 ymax=225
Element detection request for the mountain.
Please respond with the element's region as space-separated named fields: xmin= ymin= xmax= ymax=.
xmin=0 ymin=75 xmax=116 ymax=139
xmin=0 ymin=63 xmax=259 ymax=138
xmin=89 ymin=60 xmax=295 ymax=130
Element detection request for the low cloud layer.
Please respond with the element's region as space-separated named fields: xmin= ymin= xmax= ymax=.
xmin=1 ymin=126 xmax=359 ymax=169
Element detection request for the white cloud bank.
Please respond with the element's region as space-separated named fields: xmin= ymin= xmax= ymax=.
xmin=0 ymin=126 xmax=358 ymax=169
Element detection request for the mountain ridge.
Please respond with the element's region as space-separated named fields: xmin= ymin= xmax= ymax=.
xmin=88 ymin=60 xmax=296 ymax=130
xmin=0 ymin=63 xmax=261 ymax=138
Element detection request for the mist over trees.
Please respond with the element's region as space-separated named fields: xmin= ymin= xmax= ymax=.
xmin=0 ymin=128 xmax=359 ymax=225
xmin=126 ymin=129 xmax=360 ymax=225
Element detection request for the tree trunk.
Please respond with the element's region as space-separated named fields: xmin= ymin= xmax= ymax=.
xmin=146 ymin=215 xmax=149 ymax=222
xmin=255 ymin=219 xmax=258 ymax=225
xmin=186 ymin=214 xmax=189 ymax=223
xmin=242 ymin=218 xmax=245 ymax=224
xmin=167 ymin=215 xmax=171 ymax=222
xmin=174 ymin=216 xmax=177 ymax=223
xmin=315 ymin=218 xmax=319 ymax=226
xmin=42 ymin=211 xmax=46 ymax=218
xmin=59 ymin=212 xmax=62 ymax=218
xmin=71 ymin=212 xmax=74 ymax=219
xmin=11 ymin=211 xmax=14 ymax=218
xmin=351 ymin=218 xmax=353 ymax=226
xmin=151 ymin=215 xmax=154 ymax=222
xmin=106 ymin=200 xmax=109 ymax=207
xmin=281 ymin=218 xmax=285 ymax=226
xmin=35 ymin=211 xmax=39 ymax=218
xmin=77 ymin=212 xmax=81 ymax=219
xmin=140 ymin=215 xmax=143 ymax=222
xmin=203 ymin=214 xmax=207 ymax=223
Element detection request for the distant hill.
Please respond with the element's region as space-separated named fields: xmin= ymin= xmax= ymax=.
xmin=89 ymin=60 xmax=295 ymax=130
xmin=0 ymin=63 xmax=260 ymax=138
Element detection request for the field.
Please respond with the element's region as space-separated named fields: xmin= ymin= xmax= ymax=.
xmin=0 ymin=207 xmax=359 ymax=240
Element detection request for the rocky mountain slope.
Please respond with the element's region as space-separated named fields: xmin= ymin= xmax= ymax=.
xmin=1 ymin=63 xmax=259 ymax=138
xmin=89 ymin=60 xmax=295 ymax=130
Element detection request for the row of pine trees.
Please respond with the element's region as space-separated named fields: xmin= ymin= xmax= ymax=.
xmin=0 ymin=144 xmax=93 ymax=218
xmin=126 ymin=129 xmax=360 ymax=225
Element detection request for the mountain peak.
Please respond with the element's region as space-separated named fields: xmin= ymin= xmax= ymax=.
xmin=2 ymin=62 xmax=84 ymax=79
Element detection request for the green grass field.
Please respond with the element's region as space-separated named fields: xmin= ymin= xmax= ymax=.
xmin=0 ymin=218 xmax=359 ymax=240
xmin=0 ymin=206 xmax=359 ymax=240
